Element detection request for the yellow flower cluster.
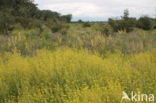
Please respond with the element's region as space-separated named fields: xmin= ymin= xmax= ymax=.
xmin=0 ymin=48 xmax=155 ymax=103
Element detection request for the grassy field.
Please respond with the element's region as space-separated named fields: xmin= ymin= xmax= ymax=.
xmin=0 ymin=23 xmax=156 ymax=103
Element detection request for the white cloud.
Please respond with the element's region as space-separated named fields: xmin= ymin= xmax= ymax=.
xmin=44 ymin=3 xmax=105 ymax=17
xmin=34 ymin=0 xmax=156 ymax=21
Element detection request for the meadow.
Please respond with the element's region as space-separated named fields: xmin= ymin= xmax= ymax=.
xmin=0 ymin=22 xmax=156 ymax=103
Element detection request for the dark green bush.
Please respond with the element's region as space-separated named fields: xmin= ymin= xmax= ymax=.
xmin=51 ymin=24 xmax=63 ymax=33
xmin=108 ymin=9 xmax=137 ymax=32
xmin=0 ymin=9 xmax=15 ymax=35
xmin=83 ymin=22 xmax=91 ymax=28
xmin=46 ymin=20 xmax=69 ymax=34
xmin=78 ymin=19 xmax=83 ymax=23
xmin=61 ymin=14 xmax=72 ymax=23
xmin=16 ymin=17 xmax=32 ymax=29
xmin=153 ymin=25 xmax=156 ymax=29
xmin=108 ymin=18 xmax=136 ymax=32
xmin=137 ymin=16 xmax=153 ymax=30
xmin=96 ymin=23 xmax=113 ymax=36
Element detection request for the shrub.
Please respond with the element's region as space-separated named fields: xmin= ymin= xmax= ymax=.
xmin=153 ymin=19 xmax=156 ymax=29
xmin=50 ymin=23 xmax=63 ymax=33
xmin=16 ymin=17 xmax=32 ymax=29
xmin=60 ymin=14 xmax=72 ymax=23
xmin=78 ymin=19 xmax=83 ymax=23
xmin=83 ymin=22 xmax=91 ymax=28
xmin=153 ymin=25 xmax=156 ymax=29
xmin=51 ymin=23 xmax=69 ymax=34
xmin=108 ymin=9 xmax=136 ymax=32
xmin=46 ymin=19 xmax=69 ymax=35
xmin=137 ymin=16 xmax=153 ymax=30
xmin=108 ymin=18 xmax=136 ymax=32
xmin=96 ymin=23 xmax=113 ymax=36
xmin=0 ymin=9 xmax=15 ymax=35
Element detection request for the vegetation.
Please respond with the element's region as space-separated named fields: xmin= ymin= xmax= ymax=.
xmin=0 ymin=48 xmax=155 ymax=103
xmin=0 ymin=1 xmax=156 ymax=103
xmin=0 ymin=0 xmax=72 ymax=35
xmin=83 ymin=22 xmax=91 ymax=28
xmin=137 ymin=16 xmax=153 ymax=30
xmin=108 ymin=9 xmax=136 ymax=32
xmin=108 ymin=9 xmax=156 ymax=32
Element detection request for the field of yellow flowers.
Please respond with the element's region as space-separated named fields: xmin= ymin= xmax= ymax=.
xmin=0 ymin=47 xmax=155 ymax=103
xmin=0 ymin=24 xmax=156 ymax=103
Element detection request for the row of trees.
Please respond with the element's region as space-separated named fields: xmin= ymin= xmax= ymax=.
xmin=108 ymin=9 xmax=155 ymax=32
xmin=0 ymin=0 xmax=72 ymax=34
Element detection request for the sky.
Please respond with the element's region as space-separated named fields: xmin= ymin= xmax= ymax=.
xmin=34 ymin=0 xmax=156 ymax=21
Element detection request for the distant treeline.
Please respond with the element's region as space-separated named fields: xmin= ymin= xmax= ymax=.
xmin=108 ymin=9 xmax=156 ymax=32
xmin=0 ymin=0 xmax=72 ymax=34
xmin=0 ymin=0 xmax=156 ymax=35
xmin=78 ymin=9 xmax=156 ymax=33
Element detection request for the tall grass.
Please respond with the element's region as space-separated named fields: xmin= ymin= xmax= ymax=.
xmin=0 ymin=23 xmax=156 ymax=103
xmin=0 ymin=48 xmax=155 ymax=103
xmin=1 ymin=27 xmax=155 ymax=56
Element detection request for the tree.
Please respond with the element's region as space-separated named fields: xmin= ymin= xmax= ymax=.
xmin=0 ymin=9 xmax=15 ymax=34
xmin=108 ymin=9 xmax=136 ymax=32
xmin=39 ymin=10 xmax=60 ymax=21
xmin=16 ymin=2 xmax=38 ymax=18
xmin=137 ymin=16 xmax=152 ymax=30
xmin=61 ymin=14 xmax=72 ymax=22
xmin=78 ymin=19 xmax=82 ymax=23
xmin=122 ymin=9 xmax=129 ymax=20
xmin=0 ymin=0 xmax=72 ymax=33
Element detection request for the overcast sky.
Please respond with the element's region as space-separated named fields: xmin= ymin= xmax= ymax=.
xmin=34 ymin=0 xmax=156 ymax=21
